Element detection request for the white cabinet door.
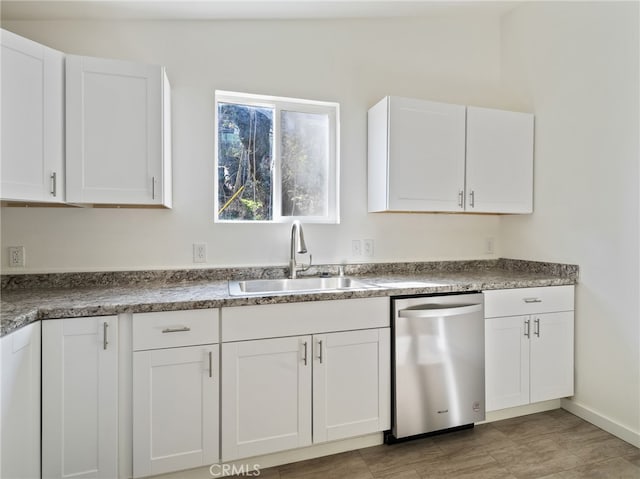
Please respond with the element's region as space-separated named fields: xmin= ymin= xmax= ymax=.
xmin=221 ymin=336 xmax=312 ymax=461
xmin=368 ymin=96 xmax=466 ymax=212
xmin=1 ymin=322 xmax=41 ymax=479
xmin=1 ymin=29 xmax=64 ymax=202
xmin=466 ymin=106 xmax=534 ymax=213
xmin=313 ymin=328 xmax=390 ymax=443
xmin=66 ymin=54 xmax=171 ymax=206
xmin=133 ymin=345 xmax=219 ymax=477
xmin=530 ymin=312 xmax=574 ymax=403
xmin=42 ymin=316 xmax=118 ymax=479
xmin=485 ymin=316 xmax=530 ymax=411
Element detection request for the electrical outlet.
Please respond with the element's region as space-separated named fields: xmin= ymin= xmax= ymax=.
xmin=352 ymin=240 xmax=362 ymax=256
xmin=485 ymin=237 xmax=495 ymax=255
xmin=363 ymin=239 xmax=374 ymax=257
xmin=8 ymin=246 xmax=25 ymax=267
xmin=193 ymin=243 xmax=207 ymax=263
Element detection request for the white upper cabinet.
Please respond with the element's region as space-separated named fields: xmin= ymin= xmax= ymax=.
xmin=367 ymin=96 xmax=534 ymax=214
xmin=1 ymin=29 xmax=64 ymax=203
xmin=368 ymin=96 xmax=466 ymax=212
xmin=466 ymin=106 xmax=534 ymax=213
xmin=65 ymin=55 xmax=172 ymax=206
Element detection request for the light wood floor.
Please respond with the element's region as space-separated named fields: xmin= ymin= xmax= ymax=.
xmin=253 ymin=410 xmax=640 ymax=479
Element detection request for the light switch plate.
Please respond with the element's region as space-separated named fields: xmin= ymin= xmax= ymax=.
xmin=352 ymin=240 xmax=361 ymax=256
xmin=363 ymin=239 xmax=374 ymax=257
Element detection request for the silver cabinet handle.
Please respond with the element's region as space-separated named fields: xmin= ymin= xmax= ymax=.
xmin=534 ymin=318 xmax=540 ymax=337
xmin=103 ymin=322 xmax=109 ymax=350
xmin=318 ymin=340 xmax=324 ymax=364
xmin=152 ymin=176 xmax=156 ymax=200
xmin=302 ymin=341 xmax=308 ymax=365
xmin=50 ymin=172 xmax=57 ymax=197
xmin=458 ymin=190 xmax=464 ymax=208
xmin=524 ymin=298 xmax=542 ymax=303
xmin=469 ymin=190 xmax=475 ymax=208
xmin=162 ymin=326 xmax=191 ymax=333
xmin=209 ymin=351 xmax=213 ymax=379
xmin=524 ymin=319 xmax=530 ymax=338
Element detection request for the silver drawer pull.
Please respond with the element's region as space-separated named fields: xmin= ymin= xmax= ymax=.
xmin=50 ymin=172 xmax=57 ymax=197
xmin=162 ymin=326 xmax=191 ymax=333
xmin=103 ymin=322 xmax=109 ymax=350
xmin=302 ymin=341 xmax=308 ymax=365
xmin=523 ymin=298 xmax=542 ymax=303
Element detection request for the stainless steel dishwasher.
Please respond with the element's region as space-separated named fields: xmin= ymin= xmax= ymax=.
xmin=387 ymin=293 xmax=485 ymax=442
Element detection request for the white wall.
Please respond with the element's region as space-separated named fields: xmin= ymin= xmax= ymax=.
xmin=500 ymin=3 xmax=640 ymax=445
xmin=0 ymin=15 xmax=509 ymax=273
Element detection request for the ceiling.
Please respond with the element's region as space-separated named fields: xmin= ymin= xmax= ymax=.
xmin=1 ymin=0 xmax=519 ymax=21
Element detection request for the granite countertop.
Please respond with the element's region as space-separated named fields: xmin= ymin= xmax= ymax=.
xmin=0 ymin=258 xmax=578 ymax=337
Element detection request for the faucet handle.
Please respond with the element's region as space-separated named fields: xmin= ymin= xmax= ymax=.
xmin=338 ymin=265 xmax=345 ymax=277
xmin=300 ymin=254 xmax=313 ymax=273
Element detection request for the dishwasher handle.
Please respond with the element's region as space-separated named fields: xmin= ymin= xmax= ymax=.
xmin=398 ymin=303 xmax=482 ymax=318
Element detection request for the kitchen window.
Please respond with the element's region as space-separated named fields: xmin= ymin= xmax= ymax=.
xmin=215 ymin=91 xmax=340 ymax=223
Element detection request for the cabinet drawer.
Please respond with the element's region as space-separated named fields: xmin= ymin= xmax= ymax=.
xmin=133 ymin=309 xmax=218 ymax=351
xmin=484 ymin=286 xmax=574 ymax=318
xmin=221 ymin=297 xmax=389 ymax=342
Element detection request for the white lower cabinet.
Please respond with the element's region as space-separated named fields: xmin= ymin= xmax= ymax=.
xmin=484 ymin=286 xmax=575 ymax=412
xmin=221 ymin=336 xmax=313 ymax=460
xmin=42 ymin=316 xmax=119 ymax=479
xmin=313 ymin=328 xmax=391 ymax=443
xmin=485 ymin=315 xmax=530 ymax=410
xmin=220 ymin=298 xmax=390 ymax=462
xmin=132 ymin=309 xmax=219 ymax=478
xmin=529 ymin=312 xmax=575 ymax=403
xmin=1 ymin=322 xmax=41 ymax=479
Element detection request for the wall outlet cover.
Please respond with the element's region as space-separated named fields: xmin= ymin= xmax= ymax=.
xmin=193 ymin=243 xmax=207 ymax=263
xmin=8 ymin=246 xmax=25 ymax=267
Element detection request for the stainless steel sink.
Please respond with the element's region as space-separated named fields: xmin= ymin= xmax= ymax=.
xmin=228 ymin=277 xmax=376 ymax=296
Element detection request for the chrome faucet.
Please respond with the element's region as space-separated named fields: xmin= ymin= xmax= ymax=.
xmin=289 ymin=221 xmax=312 ymax=279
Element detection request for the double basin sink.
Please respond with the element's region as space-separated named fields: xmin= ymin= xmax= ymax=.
xmin=228 ymin=276 xmax=377 ymax=296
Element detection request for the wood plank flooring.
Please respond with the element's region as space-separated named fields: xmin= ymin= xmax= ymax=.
xmin=251 ymin=410 xmax=640 ymax=479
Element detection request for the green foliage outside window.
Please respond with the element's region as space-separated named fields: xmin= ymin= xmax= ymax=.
xmin=216 ymin=94 xmax=337 ymax=223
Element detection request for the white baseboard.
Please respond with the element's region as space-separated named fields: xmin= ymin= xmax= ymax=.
xmin=478 ymin=399 xmax=561 ymax=424
xmin=561 ymin=399 xmax=640 ymax=447
xmin=151 ymin=433 xmax=384 ymax=478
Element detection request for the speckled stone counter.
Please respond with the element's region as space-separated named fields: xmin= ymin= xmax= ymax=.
xmin=0 ymin=258 xmax=578 ymax=337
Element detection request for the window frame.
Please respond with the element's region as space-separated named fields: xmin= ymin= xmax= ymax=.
xmin=214 ymin=90 xmax=340 ymax=224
